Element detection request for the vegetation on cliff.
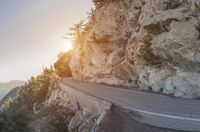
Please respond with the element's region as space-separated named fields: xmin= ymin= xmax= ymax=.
xmin=2 ymin=0 xmax=199 ymax=131
xmin=0 ymin=52 xmax=73 ymax=131
xmin=0 ymin=0 xmax=98 ymax=131
xmin=0 ymin=68 xmax=55 ymax=131
xmin=54 ymin=51 xmax=72 ymax=77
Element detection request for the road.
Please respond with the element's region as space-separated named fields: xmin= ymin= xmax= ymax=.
xmin=61 ymin=78 xmax=200 ymax=132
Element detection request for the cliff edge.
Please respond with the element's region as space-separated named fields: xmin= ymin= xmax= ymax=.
xmin=70 ymin=0 xmax=200 ymax=98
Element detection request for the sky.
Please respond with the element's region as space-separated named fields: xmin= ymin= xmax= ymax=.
xmin=0 ymin=0 xmax=93 ymax=82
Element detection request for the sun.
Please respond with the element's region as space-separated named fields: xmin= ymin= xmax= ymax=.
xmin=64 ymin=40 xmax=73 ymax=51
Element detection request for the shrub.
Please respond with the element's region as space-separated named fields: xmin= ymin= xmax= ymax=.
xmin=19 ymin=67 xmax=55 ymax=106
xmin=54 ymin=51 xmax=72 ymax=77
xmin=0 ymin=99 xmax=33 ymax=132
xmin=0 ymin=67 xmax=57 ymax=131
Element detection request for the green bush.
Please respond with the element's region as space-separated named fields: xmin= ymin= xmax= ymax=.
xmin=0 ymin=100 xmax=33 ymax=132
xmin=0 ymin=67 xmax=57 ymax=131
xmin=19 ymin=67 xmax=56 ymax=106
xmin=54 ymin=51 xmax=72 ymax=77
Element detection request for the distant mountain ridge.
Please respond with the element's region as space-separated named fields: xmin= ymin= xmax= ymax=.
xmin=0 ymin=80 xmax=25 ymax=100
xmin=0 ymin=87 xmax=22 ymax=107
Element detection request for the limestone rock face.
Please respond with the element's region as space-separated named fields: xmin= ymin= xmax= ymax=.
xmin=70 ymin=0 xmax=200 ymax=98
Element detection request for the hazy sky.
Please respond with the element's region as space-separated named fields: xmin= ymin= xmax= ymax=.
xmin=0 ymin=0 xmax=93 ymax=82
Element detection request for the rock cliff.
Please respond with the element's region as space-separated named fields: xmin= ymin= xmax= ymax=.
xmin=36 ymin=80 xmax=180 ymax=132
xmin=1 ymin=0 xmax=199 ymax=131
xmin=29 ymin=76 xmax=111 ymax=132
xmin=70 ymin=0 xmax=200 ymax=98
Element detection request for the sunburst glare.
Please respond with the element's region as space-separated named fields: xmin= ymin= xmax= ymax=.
xmin=63 ymin=39 xmax=73 ymax=51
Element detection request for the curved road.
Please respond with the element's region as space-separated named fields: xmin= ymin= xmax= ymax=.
xmin=61 ymin=78 xmax=200 ymax=132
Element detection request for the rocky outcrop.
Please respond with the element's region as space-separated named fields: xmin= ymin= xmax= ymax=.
xmin=70 ymin=0 xmax=200 ymax=98
xmin=31 ymin=79 xmax=111 ymax=132
xmin=53 ymin=83 xmax=111 ymax=132
xmin=32 ymin=80 xmax=183 ymax=132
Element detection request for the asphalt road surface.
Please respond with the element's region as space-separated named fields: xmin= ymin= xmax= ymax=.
xmin=62 ymin=78 xmax=200 ymax=132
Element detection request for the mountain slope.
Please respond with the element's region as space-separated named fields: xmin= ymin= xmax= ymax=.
xmin=0 ymin=87 xmax=22 ymax=106
xmin=0 ymin=80 xmax=25 ymax=100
